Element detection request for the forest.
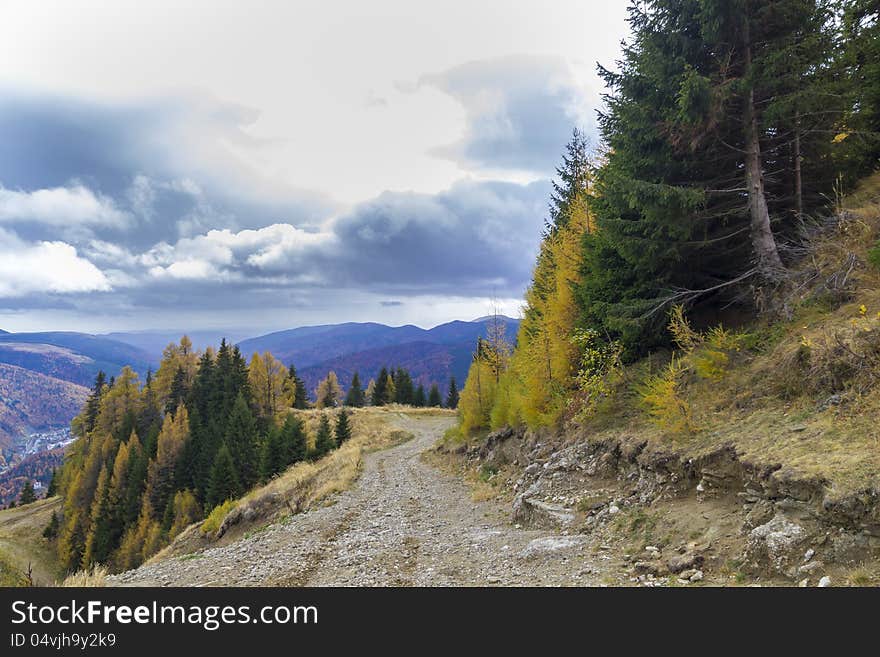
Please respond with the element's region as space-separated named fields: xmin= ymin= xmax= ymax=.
xmin=39 ymin=334 xmax=461 ymax=573
xmin=457 ymin=0 xmax=880 ymax=436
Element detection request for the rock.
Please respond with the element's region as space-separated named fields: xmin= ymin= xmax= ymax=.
xmin=645 ymin=545 xmax=659 ymax=553
xmin=818 ymin=576 xmax=832 ymax=588
xmin=798 ymin=578 xmax=809 ymax=587
xmin=689 ymin=570 xmax=703 ymax=582
xmin=797 ymin=560 xmax=824 ymax=575
xmin=696 ymin=482 xmax=705 ymax=493
xmin=486 ymin=575 xmax=502 ymax=584
xmin=679 ymin=569 xmax=696 ymax=579
xmin=803 ymin=548 xmax=815 ymax=562
xmin=667 ymin=551 xmax=704 ymax=574
xmin=608 ymin=505 xmax=620 ymax=515
xmin=633 ymin=561 xmax=665 ymax=576
xmin=519 ymin=536 xmax=587 ymax=559
xmin=511 ymin=496 xmax=576 ymax=529
xmin=742 ymin=499 xmax=775 ymax=531
xmin=744 ymin=514 xmax=807 ymax=575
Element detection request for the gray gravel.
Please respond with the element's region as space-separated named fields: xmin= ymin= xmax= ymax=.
xmin=110 ymin=414 xmax=608 ymax=587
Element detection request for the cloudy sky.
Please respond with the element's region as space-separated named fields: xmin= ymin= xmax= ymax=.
xmin=0 ymin=0 xmax=628 ymax=334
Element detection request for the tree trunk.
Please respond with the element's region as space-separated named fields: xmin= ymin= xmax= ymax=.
xmin=794 ymin=111 xmax=803 ymax=221
xmin=743 ymin=19 xmax=785 ymax=278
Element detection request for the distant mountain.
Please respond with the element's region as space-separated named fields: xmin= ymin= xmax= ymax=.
xmin=0 ymin=332 xmax=153 ymax=387
xmin=0 ymin=363 xmax=88 ymax=463
xmin=240 ymin=317 xmax=520 ymax=399
xmin=102 ymin=330 xmax=249 ymax=363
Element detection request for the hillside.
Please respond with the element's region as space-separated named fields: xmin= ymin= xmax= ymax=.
xmin=241 ymin=317 xmax=520 ymax=397
xmin=0 ymin=363 xmax=88 ymax=460
xmin=0 ymin=332 xmax=153 ymax=386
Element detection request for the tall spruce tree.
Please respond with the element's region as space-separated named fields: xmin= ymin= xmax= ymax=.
xmin=18 ymin=480 xmax=36 ymax=505
xmin=335 ymin=410 xmax=353 ymax=445
xmin=428 ymin=384 xmax=442 ymax=407
xmin=207 ymin=445 xmax=240 ymax=509
xmin=413 ymin=384 xmax=427 ymax=407
xmin=345 ymin=371 xmax=366 ymax=407
xmin=579 ymin=0 xmax=847 ymax=354
xmin=312 ymin=414 xmax=335 ymax=459
xmin=372 ymin=367 xmax=389 ymax=406
xmin=289 ymin=364 xmax=310 ymax=409
xmin=446 ymin=377 xmax=460 ymax=409
xmin=224 ymin=393 xmax=258 ymax=490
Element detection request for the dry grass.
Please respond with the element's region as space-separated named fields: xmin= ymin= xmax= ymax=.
xmin=60 ymin=565 xmax=108 ymax=587
xmin=0 ymin=496 xmax=62 ymax=586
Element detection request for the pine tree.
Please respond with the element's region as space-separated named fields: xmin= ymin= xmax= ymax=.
xmin=280 ymin=413 xmax=307 ymax=466
xmin=81 ymin=371 xmax=106 ymax=435
xmin=372 ymin=367 xmax=389 ymax=406
xmin=165 ymin=366 xmax=188 ymax=416
xmin=345 ymin=371 xmax=365 ymax=407
xmin=18 ymin=480 xmax=36 ymax=505
xmin=259 ymin=426 xmax=283 ymax=482
xmin=43 ymin=511 xmax=59 ymax=540
xmin=289 ymin=364 xmax=310 ymax=409
xmin=413 ymin=384 xmax=427 ymax=407
xmin=446 ymin=377 xmax=459 ymax=409
xmin=207 ymin=445 xmax=241 ymax=509
xmin=224 ymin=393 xmax=258 ymax=490
xmin=335 ymin=410 xmax=353 ymax=445
xmin=312 ymin=414 xmax=335 ymax=459
xmin=393 ymin=368 xmax=414 ymax=405
xmin=46 ymin=468 xmax=58 ymax=497
xmin=580 ymin=0 xmax=848 ymax=353
xmin=428 ymin=384 xmax=442 ymax=407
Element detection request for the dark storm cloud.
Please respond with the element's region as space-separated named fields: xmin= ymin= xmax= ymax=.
xmin=420 ymin=55 xmax=596 ymax=175
xmin=0 ymin=89 xmax=337 ymax=249
xmin=327 ymin=179 xmax=550 ymax=296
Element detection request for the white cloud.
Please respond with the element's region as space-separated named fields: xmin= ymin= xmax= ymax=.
xmin=0 ymin=229 xmax=111 ymax=296
xmin=0 ymin=184 xmax=131 ymax=228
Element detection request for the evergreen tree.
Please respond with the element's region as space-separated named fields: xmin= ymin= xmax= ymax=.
xmin=345 ymin=371 xmax=366 ymax=407
xmin=428 ymin=384 xmax=442 ymax=407
xmin=312 ymin=414 xmax=335 ymax=459
xmin=43 ymin=511 xmax=59 ymax=540
xmin=259 ymin=427 xmax=279 ymax=482
xmin=224 ymin=393 xmax=258 ymax=490
xmin=82 ymin=371 xmax=107 ymax=435
xmin=372 ymin=367 xmax=389 ymax=406
xmin=446 ymin=377 xmax=460 ymax=409
xmin=18 ymin=480 xmax=36 ymax=505
xmin=207 ymin=445 xmax=240 ymax=509
xmin=413 ymin=384 xmax=427 ymax=407
xmin=46 ymin=468 xmax=58 ymax=497
xmin=279 ymin=414 xmax=307 ymax=466
xmin=393 ymin=368 xmax=414 ymax=405
xmin=335 ymin=410 xmax=353 ymax=445
xmin=580 ymin=0 xmax=849 ymax=353
xmin=289 ymin=364 xmax=310 ymax=409
xmin=165 ymin=366 xmax=188 ymax=416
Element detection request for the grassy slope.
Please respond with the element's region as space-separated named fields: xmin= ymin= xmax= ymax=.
xmin=579 ymin=172 xmax=880 ymax=500
xmin=0 ymin=496 xmax=62 ymax=586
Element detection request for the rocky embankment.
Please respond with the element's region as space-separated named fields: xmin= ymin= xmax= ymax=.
xmin=460 ymin=425 xmax=880 ymax=586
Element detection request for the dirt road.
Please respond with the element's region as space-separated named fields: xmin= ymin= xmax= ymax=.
xmin=111 ymin=414 xmax=608 ymax=586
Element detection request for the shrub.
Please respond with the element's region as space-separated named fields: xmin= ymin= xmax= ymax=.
xmin=636 ymin=355 xmax=696 ymax=434
xmin=200 ymin=500 xmax=235 ymax=535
